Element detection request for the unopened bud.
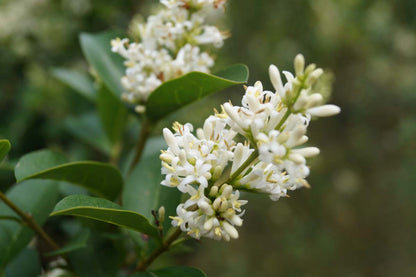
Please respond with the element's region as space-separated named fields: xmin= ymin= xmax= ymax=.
xmin=223 ymin=222 xmax=239 ymax=239
xmin=306 ymin=68 xmax=323 ymax=86
xmin=209 ymin=186 xmax=219 ymax=197
xmin=307 ymin=104 xmax=340 ymax=117
xmin=304 ymin=63 xmax=316 ymax=75
xmin=158 ymin=206 xmax=165 ymax=224
xmin=294 ymin=54 xmax=305 ymax=76
xmin=134 ymin=105 xmax=146 ymax=113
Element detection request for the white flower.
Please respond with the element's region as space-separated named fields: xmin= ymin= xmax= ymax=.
xmin=112 ymin=0 xmax=228 ymax=109
xmin=161 ymin=54 xmax=340 ymax=240
xmin=170 ymin=184 xmax=246 ymax=241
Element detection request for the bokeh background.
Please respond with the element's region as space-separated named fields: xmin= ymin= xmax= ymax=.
xmin=1 ymin=0 xmax=416 ymax=276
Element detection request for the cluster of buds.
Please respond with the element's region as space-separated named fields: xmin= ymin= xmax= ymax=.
xmin=111 ymin=0 xmax=227 ymax=112
xmin=161 ymin=54 xmax=340 ymax=241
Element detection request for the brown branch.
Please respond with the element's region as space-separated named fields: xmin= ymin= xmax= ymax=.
xmin=0 ymin=190 xmax=60 ymax=251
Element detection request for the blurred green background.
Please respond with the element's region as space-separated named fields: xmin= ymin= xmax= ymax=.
xmin=1 ymin=0 xmax=415 ymax=276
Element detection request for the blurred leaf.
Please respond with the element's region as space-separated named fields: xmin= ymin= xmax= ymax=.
xmin=69 ymin=231 xmax=121 ymax=277
xmin=51 ymin=195 xmax=159 ymax=238
xmin=52 ymin=68 xmax=96 ymax=102
xmin=146 ymin=64 xmax=249 ymax=121
xmin=0 ymin=180 xmax=59 ymax=268
xmin=158 ymin=186 xmax=181 ymax=233
xmin=46 ymin=229 xmax=90 ymax=256
xmin=97 ymin=85 xmax=128 ymax=144
xmin=123 ymin=138 xmax=166 ymax=219
xmin=4 ymin=248 xmax=41 ymax=276
xmin=124 ymin=136 xmax=180 ymax=232
xmin=0 ymin=140 xmax=11 ymax=161
xmin=80 ymin=32 xmax=125 ymax=97
xmin=65 ymin=112 xmax=112 ymax=155
xmin=132 ymin=266 xmax=207 ymax=277
xmin=15 ymin=149 xmax=123 ymax=200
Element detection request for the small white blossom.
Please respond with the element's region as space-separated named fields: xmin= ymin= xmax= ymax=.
xmin=112 ymin=0 xmax=228 ymax=109
xmin=161 ymin=54 xmax=340 ymax=240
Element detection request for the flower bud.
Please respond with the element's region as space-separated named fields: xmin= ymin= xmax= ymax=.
xmin=294 ymin=54 xmax=305 ymax=76
xmin=292 ymin=147 xmax=320 ymax=157
xmin=269 ymin=64 xmax=284 ymax=98
xmin=223 ymin=222 xmax=239 ymax=239
xmin=158 ymin=206 xmax=166 ymax=224
xmin=209 ymin=186 xmax=219 ymax=197
xmin=289 ymin=153 xmax=306 ymax=164
xmin=306 ymin=68 xmax=323 ymax=86
xmin=307 ymin=104 xmax=340 ymax=117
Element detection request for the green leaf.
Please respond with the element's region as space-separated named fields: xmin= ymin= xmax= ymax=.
xmin=80 ymin=32 xmax=125 ymax=97
xmin=52 ymin=68 xmax=96 ymax=102
xmin=123 ymin=138 xmax=166 ymax=219
xmin=65 ymin=112 xmax=112 ymax=154
xmin=97 ymin=85 xmax=128 ymax=144
xmin=51 ymin=195 xmax=159 ymax=238
xmin=146 ymin=64 xmax=249 ymax=121
xmin=0 ymin=140 xmax=11 ymax=162
xmin=15 ymin=149 xmax=123 ymax=200
xmin=45 ymin=229 xmax=90 ymax=256
xmin=0 ymin=180 xmax=59 ymax=268
xmin=69 ymin=231 xmax=121 ymax=277
xmin=14 ymin=149 xmax=68 ymax=178
xmin=4 ymin=248 xmax=41 ymax=276
xmin=131 ymin=266 xmax=206 ymax=277
xmin=124 ymin=136 xmax=181 ymax=233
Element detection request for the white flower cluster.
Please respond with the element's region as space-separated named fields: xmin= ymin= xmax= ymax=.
xmin=161 ymin=54 xmax=340 ymax=240
xmin=111 ymin=0 xmax=227 ymax=111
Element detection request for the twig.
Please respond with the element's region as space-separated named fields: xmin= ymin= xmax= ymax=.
xmin=136 ymin=227 xmax=182 ymax=272
xmin=0 ymin=190 xmax=61 ymax=252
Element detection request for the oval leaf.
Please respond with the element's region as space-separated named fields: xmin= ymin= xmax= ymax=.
xmin=0 ymin=139 xmax=11 ymax=162
xmin=80 ymin=32 xmax=125 ymax=97
xmin=146 ymin=64 xmax=249 ymax=121
xmin=132 ymin=266 xmax=206 ymax=277
xmin=51 ymin=195 xmax=159 ymax=238
xmin=15 ymin=149 xmax=123 ymax=200
xmin=0 ymin=180 xmax=59 ymax=268
xmin=52 ymin=68 xmax=96 ymax=102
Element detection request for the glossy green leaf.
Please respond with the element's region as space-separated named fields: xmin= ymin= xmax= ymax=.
xmin=51 ymin=195 xmax=159 ymax=238
xmin=146 ymin=64 xmax=249 ymax=121
xmin=4 ymin=248 xmax=41 ymax=276
xmin=80 ymin=32 xmax=125 ymax=97
xmin=52 ymin=68 xmax=96 ymax=102
xmin=14 ymin=149 xmax=68 ymax=178
xmin=45 ymin=229 xmax=90 ymax=256
xmin=97 ymin=85 xmax=128 ymax=144
xmin=15 ymin=149 xmax=123 ymax=200
xmin=0 ymin=180 xmax=59 ymax=269
xmin=0 ymin=140 xmax=11 ymax=162
xmin=131 ymin=266 xmax=206 ymax=277
xmin=65 ymin=112 xmax=112 ymax=154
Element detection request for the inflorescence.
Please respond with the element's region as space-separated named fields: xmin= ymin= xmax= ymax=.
xmin=111 ymin=0 xmax=227 ymax=113
xmin=160 ymin=54 xmax=340 ymax=241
